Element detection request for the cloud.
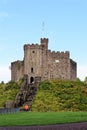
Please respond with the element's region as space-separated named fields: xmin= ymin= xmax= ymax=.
xmin=0 ymin=66 xmax=11 ymax=83
xmin=77 ymin=65 xmax=87 ymax=81
xmin=0 ymin=12 xmax=9 ymax=19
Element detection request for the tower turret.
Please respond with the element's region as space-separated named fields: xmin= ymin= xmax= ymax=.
xmin=40 ymin=38 xmax=48 ymax=50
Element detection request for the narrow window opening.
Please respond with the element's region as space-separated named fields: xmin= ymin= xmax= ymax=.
xmin=32 ymin=51 xmax=35 ymax=53
xmin=31 ymin=68 xmax=33 ymax=73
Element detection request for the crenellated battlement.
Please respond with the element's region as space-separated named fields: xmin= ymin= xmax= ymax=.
xmin=47 ymin=50 xmax=70 ymax=59
xmin=11 ymin=37 xmax=77 ymax=82
xmin=40 ymin=38 xmax=49 ymax=44
xmin=24 ymin=43 xmax=41 ymax=50
xmin=24 ymin=38 xmax=49 ymax=51
xmin=51 ymin=51 xmax=69 ymax=55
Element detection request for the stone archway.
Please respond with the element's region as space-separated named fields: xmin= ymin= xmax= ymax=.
xmin=30 ymin=77 xmax=34 ymax=83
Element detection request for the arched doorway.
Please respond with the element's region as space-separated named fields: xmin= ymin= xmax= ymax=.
xmin=30 ymin=77 xmax=34 ymax=83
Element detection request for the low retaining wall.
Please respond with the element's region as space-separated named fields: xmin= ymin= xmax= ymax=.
xmin=0 ymin=108 xmax=20 ymax=114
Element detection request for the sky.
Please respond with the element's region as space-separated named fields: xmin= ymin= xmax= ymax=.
xmin=0 ymin=0 xmax=87 ymax=83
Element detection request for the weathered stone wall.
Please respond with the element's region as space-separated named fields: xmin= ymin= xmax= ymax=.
xmin=11 ymin=38 xmax=77 ymax=82
xmin=11 ymin=60 xmax=24 ymax=81
xmin=46 ymin=51 xmax=70 ymax=80
xmin=70 ymin=59 xmax=77 ymax=80
xmin=24 ymin=44 xmax=43 ymax=83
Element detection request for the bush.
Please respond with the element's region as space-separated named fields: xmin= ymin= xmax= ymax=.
xmin=40 ymin=81 xmax=52 ymax=90
xmin=5 ymin=81 xmax=20 ymax=90
xmin=0 ymin=81 xmax=20 ymax=107
xmin=32 ymin=79 xmax=87 ymax=112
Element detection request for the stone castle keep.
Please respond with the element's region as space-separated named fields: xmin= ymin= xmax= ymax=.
xmin=11 ymin=38 xmax=77 ymax=83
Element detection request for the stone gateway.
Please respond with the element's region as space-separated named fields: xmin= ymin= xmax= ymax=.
xmin=11 ymin=38 xmax=77 ymax=83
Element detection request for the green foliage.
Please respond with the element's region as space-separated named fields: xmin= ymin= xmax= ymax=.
xmin=18 ymin=77 xmax=24 ymax=86
xmin=31 ymin=79 xmax=87 ymax=112
xmin=5 ymin=81 xmax=20 ymax=90
xmin=0 ymin=81 xmax=20 ymax=107
xmin=0 ymin=78 xmax=87 ymax=112
xmin=40 ymin=81 xmax=52 ymax=90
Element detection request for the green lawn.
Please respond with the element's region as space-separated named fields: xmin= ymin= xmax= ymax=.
xmin=0 ymin=112 xmax=87 ymax=126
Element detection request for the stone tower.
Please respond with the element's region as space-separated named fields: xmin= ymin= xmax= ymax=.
xmin=11 ymin=38 xmax=77 ymax=83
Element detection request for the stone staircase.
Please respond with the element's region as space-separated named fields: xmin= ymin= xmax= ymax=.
xmin=14 ymin=75 xmax=41 ymax=109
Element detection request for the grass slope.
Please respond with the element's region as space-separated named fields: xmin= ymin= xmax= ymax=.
xmin=0 ymin=81 xmax=20 ymax=107
xmin=0 ymin=112 xmax=87 ymax=126
xmin=0 ymin=79 xmax=87 ymax=112
xmin=31 ymin=80 xmax=87 ymax=111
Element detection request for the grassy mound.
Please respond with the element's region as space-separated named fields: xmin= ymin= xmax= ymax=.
xmin=31 ymin=79 xmax=87 ymax=111
xmin=0 ymin=79 xmax=87 ymax=111
xmin=0 ymin=81 xmax=21 ymax=107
